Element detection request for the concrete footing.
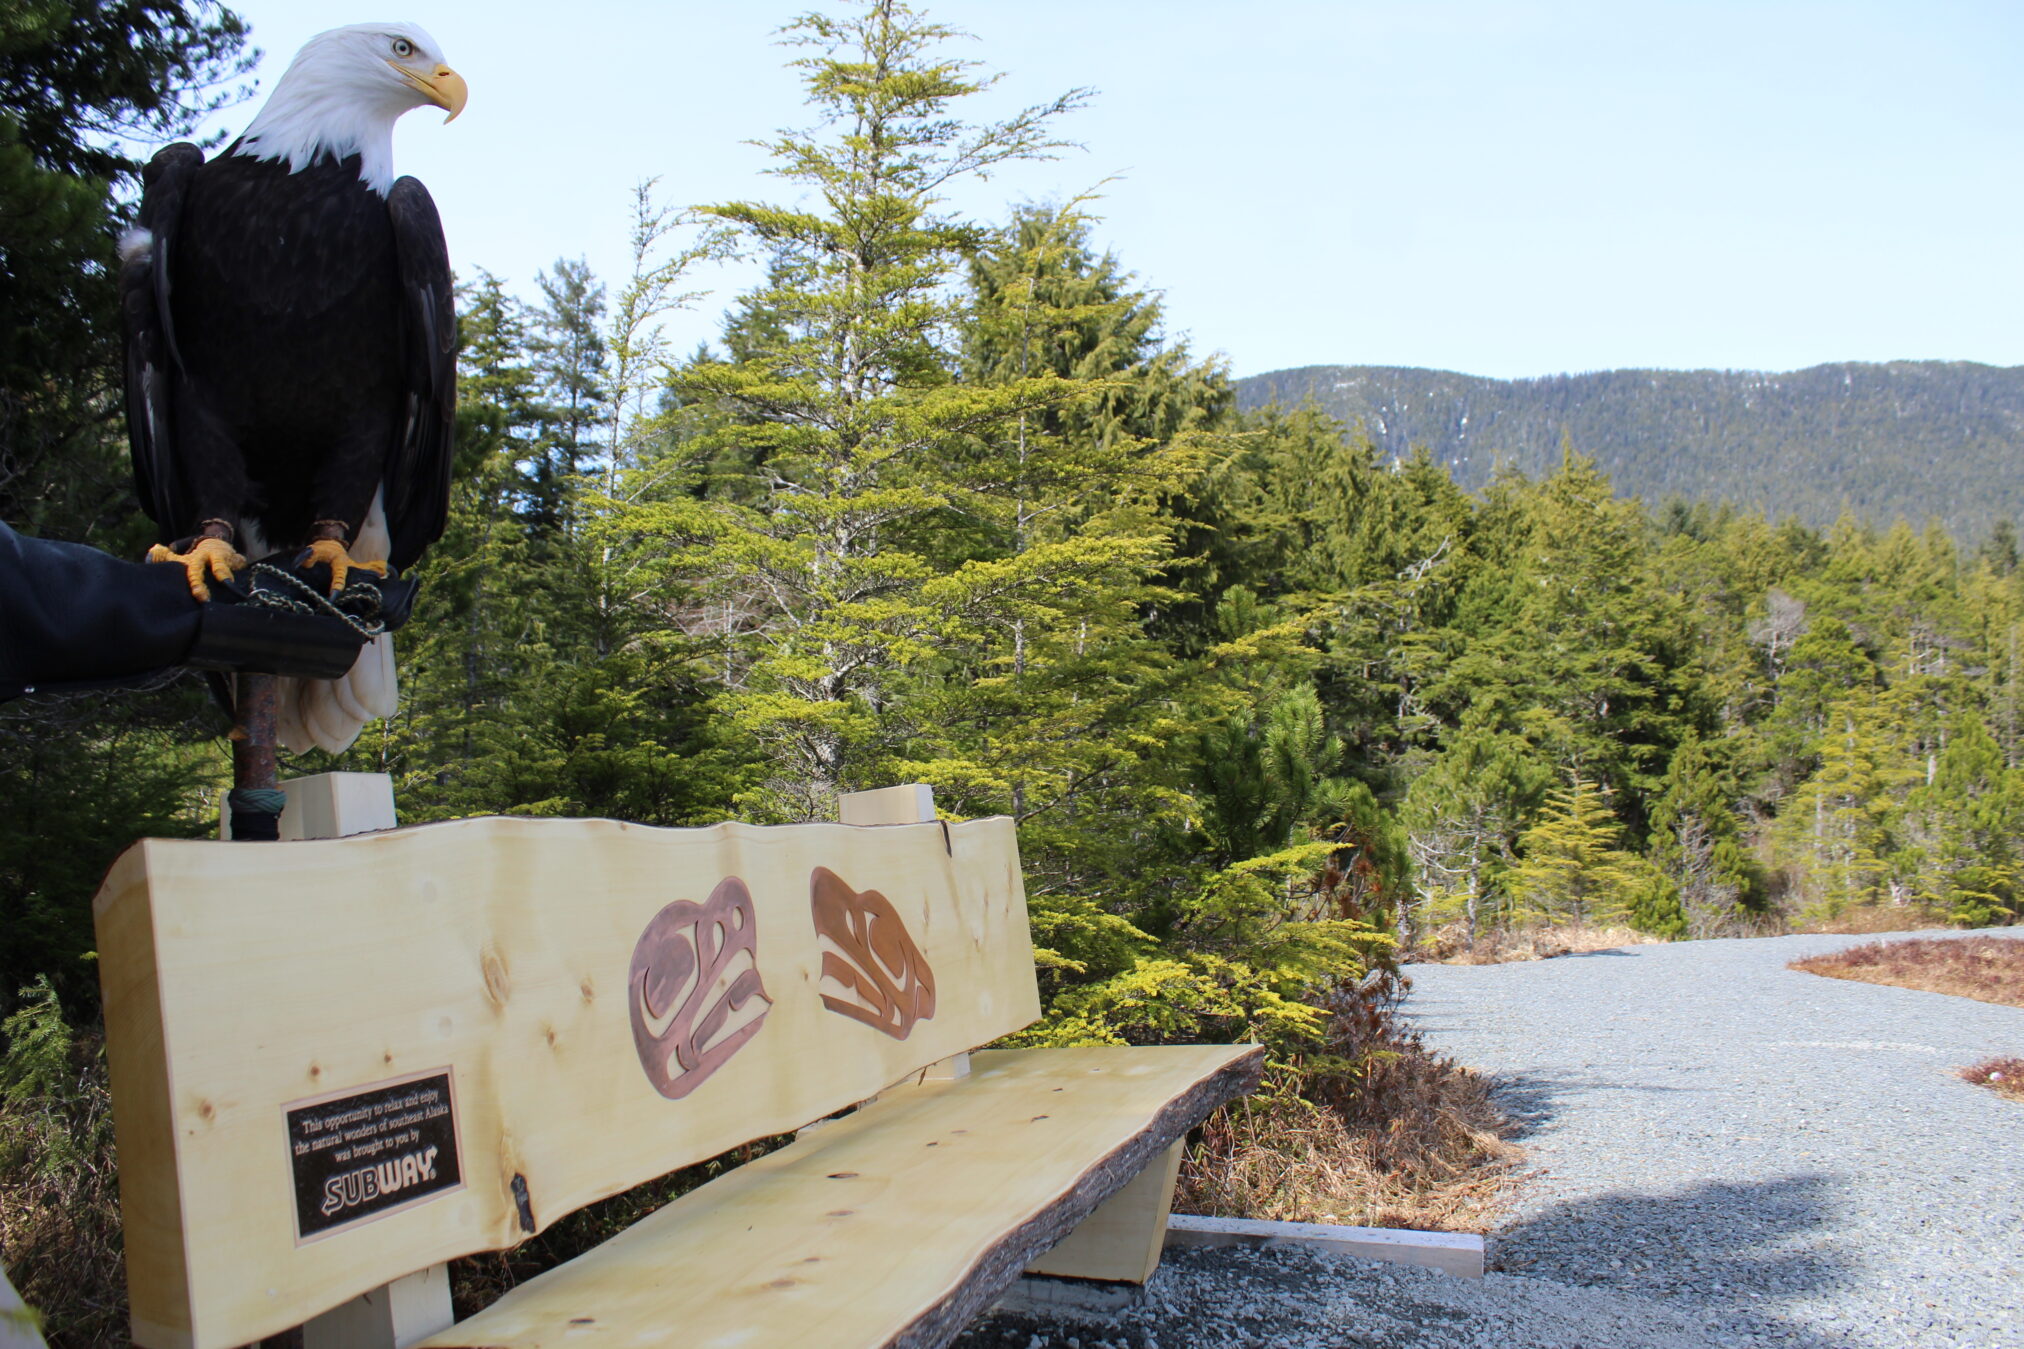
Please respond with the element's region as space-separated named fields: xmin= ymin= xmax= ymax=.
xmin=1164 ymin=1214 xmax=1485 ymax=1278
xmin=992 ymin=1273 xmax=1147 ymax=1319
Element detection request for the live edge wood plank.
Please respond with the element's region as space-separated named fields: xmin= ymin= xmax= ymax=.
xmin=415 ymin=1044 xmax=1265 ymax=1349
xmin=92 ymin=815 xmax=1038 ymax=1349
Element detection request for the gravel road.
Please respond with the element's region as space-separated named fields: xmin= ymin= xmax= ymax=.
xmin=956 ymin=928 xmax=2024 ymax=1348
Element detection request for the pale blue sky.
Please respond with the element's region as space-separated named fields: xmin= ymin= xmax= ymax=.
xmin=206 ymin=1 xmax=2024 ymax=380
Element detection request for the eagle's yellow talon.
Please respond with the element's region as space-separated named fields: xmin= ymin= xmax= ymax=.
xmin=147 ymin=537 xmax=246 ymax=601
xmin=300 ymin=538 xmax=389 ymax=594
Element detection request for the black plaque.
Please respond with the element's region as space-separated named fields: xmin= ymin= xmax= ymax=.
xmin=284 ymin=1069 xmax=463 ymax=1241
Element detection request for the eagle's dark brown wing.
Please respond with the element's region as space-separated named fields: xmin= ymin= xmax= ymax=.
xmin=122 ymin=141 xmax=204 ymax=543
xmin=383 ymin=176 xmax=455 ymax=572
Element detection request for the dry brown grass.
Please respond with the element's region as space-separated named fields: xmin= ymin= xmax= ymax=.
xmin=1959 ymin=1057 xmax=2024 ymax=1102
xmin=1793 ymin=902 xmax=1952 ymax=936
xmin=1788 ymin=935 xmax=2024 ymax=1008
xmin=1413 ymin=921 xmax=1662 ymax=966
xmin=0 ymin=1036 xmax=125 ymax=1349
xmin=1177 ymin=980 xmax=1523 ymax=1234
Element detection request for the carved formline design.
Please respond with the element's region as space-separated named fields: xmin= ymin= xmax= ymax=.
xmin=628 ymin=877 xmax=772 ymax=1100
xmin=810 ymin=866 xmax=937 ymax=1040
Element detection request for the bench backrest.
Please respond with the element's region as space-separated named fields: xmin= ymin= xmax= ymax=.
xmin=93 ymin=814 xmax=1037 ymax=1349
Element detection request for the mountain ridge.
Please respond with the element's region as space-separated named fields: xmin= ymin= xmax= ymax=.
xmin=1233 ymin=360 xmax=2024 ymax=539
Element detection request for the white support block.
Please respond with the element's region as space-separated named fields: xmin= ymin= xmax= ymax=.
xmin=276 ymin=773 xmax=445 ymax=1349
xmin=838 ymin=783 xmax=936 ymax=826
xmin=921 ymin=1051 xmax=970 ymax=1081
xmin=1163 ymin=1214 xmax=1484 ymax=1279
xmin=219 ymin=772 xmax=397 ymax=841
xmin=301 ymin=1266 xmax=452 ymax=1349
xmin=2 ymin=1265 xmax=47 ymax=1349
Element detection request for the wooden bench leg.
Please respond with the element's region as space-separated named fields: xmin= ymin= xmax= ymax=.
xmin=1022 ymin=1139 xmax=1185 ymax=1285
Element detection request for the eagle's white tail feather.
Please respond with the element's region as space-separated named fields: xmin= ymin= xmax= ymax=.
xmin=270 ymin=489 xmax=400 ymax=755
xmin=328 ymin=664 xmax=374 ymax=724
xmin=276 ymin=634 xmax=398 ymax=754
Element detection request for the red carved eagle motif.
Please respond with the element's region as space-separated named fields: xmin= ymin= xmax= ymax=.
xmin=810 ymin=866 xmax=937 ymax=1039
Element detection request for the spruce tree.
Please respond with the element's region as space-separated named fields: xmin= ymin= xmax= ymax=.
xmin=1402 ymin=720 xmax=1549 ymax=942
xmin=1648 ymin=733 xmax=1764 ymax=937
xmin=1507 ymin=774 xmax=1656 ymax=928
xmin=606 ymin=0 xmax=1093 ymax=819
xmin=527 ymin=259 xmax=609 ymax=536
xmin=917 ymin=202 xmax=1231 ymax=934
xmin=1774 ymin=690 xmax=1901 ymax=916
xmin=1905 ymin=712 xmax=2021 ymax=924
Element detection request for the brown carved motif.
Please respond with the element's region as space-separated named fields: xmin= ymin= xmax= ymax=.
xmin=628 ymin=877 xmax=772 ymax=1099
xmin=810 ymin=866 xmax=937 ymax=1039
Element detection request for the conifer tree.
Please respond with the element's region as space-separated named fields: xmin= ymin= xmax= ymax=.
xmin=361 ymin=273 xmax=545 ymax=799
xmin=1774 ymin=690 xmax=1902 ymax=916
xmin=1904 ymin=712 xmax=2021 ymax=924
xmin=527 ymin=259 xmax=609 ymax=536
xmin=1756 ymin=615 xmax=1879 ymax=798
xmin=1507 ymin=774 xmax=1657 ymax=927
xmin=1506 ymin=450 xmax=1699 ymax=815
xmin=1402 ymin=720 xmax=1548 ymax=942
xmin=920 ymin=202 xmax=1228 ymax=920
xmin=1648 ymin=733 xmax=1764 ymax=936
xmin=1191 ymin=684 xmax=1351 ymax=871
xmin=346 ymin=267 xmax=749 ymax=827
xmin=607 ymin=0 xmax=1095 ymax=819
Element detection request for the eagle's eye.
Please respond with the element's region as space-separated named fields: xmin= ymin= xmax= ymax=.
xmin=391 ymin=37 xmax=415 ymax=58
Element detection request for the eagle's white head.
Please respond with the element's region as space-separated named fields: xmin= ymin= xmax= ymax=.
xmin=235 ymin=22 xmax=468 ymax=195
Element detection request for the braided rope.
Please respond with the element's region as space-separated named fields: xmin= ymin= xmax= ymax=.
xmin=244 ymin=562 xmax=390 ymax=639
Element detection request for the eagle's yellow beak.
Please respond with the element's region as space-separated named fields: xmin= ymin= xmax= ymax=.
xmin=395 ymin=62 xmax=469 ymax=122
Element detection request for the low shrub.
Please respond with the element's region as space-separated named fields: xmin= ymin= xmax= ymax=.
xmin=1959 ymin=1057 xmax=2024 ymax=1102
xmin=1789 ymin=935 xmax=2024 ymax=1009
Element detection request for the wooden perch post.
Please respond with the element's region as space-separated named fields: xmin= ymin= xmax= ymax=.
xmin=228 ymin=674 xmax=282 ymax=841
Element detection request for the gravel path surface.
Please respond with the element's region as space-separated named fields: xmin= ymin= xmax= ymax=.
xmin=956 ymin=928 xmax=2024 ymax=1348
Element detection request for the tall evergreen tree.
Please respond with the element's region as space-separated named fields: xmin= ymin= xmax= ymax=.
xmin=1647 ymin=733 xmax=1764 ymax=936
xmin=527 ymin=258 xmax=608 ymax=535
xmin=1774 ymin=689 xmax=1902 ymax=916
xmin=1903 ymin=712 xmax=2021 ymax=925
xmin=1402 ymin=720 xmax=1548 ymax=941
xmin=928 ymin=201 xmax=1225 ymax=895
xmin=606 ymin=0 xmax=1091 ymax=820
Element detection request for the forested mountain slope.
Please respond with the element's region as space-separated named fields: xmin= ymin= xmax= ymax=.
xmin=1235 ymin=362 xmax=2024 ymax=539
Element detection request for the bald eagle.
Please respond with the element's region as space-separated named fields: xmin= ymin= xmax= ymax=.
xmin=121 ymin=23 xmax=467 ymax=753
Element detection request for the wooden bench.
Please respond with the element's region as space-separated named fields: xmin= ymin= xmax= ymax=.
xmin=93 ymin=783 xmax=1263 ymax=1349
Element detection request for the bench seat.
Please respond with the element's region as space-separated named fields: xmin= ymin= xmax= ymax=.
xmin=418 ymin=1043 xmax=1262 ymax=1349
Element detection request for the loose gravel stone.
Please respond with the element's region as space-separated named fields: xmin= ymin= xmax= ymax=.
xmin=956 ymin=928 xmax=2024 ymax=1348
